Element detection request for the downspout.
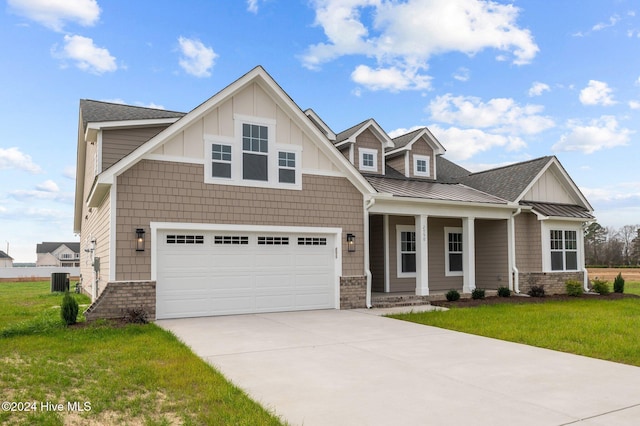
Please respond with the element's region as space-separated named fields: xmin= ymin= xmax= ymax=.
xmin=510 ymin=208 xmax=522 ymax=294
xmin=582 ymin=221 xmax=591 ymax=292
xmin=364 ymin=197 xmax=375 ymax=308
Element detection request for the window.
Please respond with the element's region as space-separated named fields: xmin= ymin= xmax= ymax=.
xmin=212 ymin=144 xmax=232 ymax=178
xmin=214 ymin=236 xmax=248 ymax=245
xmin=278 ymin=151 xmax=296 ymax=184
xmin=258 ymin=236 xmax=289 ymax=245
xmin=167 ymin=235 xmax=204 ymax=244
xmin=413 ymin=155 xmax=430 ymax=177
xmin=298 ymin=237 xmax=327 ymax=246
xmin=550 ymin=230 xmax=578 ymax=271
xmin=358 ymin=148 xmax=378 ymax=172
xmin=243 ymin=123 xmax=269 ymax=181
xmin=445 ymin=227 xmax=463 ymax=276
xmin=396 ymin=226 xmax=416 ymax=277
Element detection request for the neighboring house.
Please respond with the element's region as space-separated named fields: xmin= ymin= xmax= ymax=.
xmin=74 ymin=66 xmax=594 ymax=321
xmin=0 ymin=251 xmax=13 ymax=268
xmin=36 ymin=242 xmax=81 ymax=267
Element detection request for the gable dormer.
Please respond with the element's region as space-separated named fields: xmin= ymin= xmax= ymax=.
xmin=334 ymin=119 xmax=394 ymax=175
xmin=385 ymin=128 xmax=445 ymax=180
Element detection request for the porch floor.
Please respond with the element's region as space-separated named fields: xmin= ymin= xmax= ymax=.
xmin=371 ymin=290 xmax=498 ymax=308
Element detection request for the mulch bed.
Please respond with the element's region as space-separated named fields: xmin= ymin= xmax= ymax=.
xmin=431 ymin=292 xmax=640 ymax=309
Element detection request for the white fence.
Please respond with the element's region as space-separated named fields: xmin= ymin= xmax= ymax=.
xmin=0 ymin=267 xmax=80 ymax=280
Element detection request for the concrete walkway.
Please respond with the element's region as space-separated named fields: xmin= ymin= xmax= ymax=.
xmin=157 ymin=309 xmax=640 ymax=426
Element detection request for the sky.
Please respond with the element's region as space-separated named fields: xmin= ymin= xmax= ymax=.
xmin=1 ymin=0 xmax=640 ymax=262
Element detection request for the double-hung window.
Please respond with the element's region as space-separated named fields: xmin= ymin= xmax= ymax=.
xmin=212 ymin=144 xmax=232 ymax=178
xmin=397 ymin=226 xmax=416 ymax=277
xmin=445 ymin=227 xmax=463 ymax=276
xmin=278 ymin=151 xmax=296 ymax=184
xmin=242 ymin=123 xmax=269 ymax=181
xmin=550 ymin=230 xmax=578 ymax=271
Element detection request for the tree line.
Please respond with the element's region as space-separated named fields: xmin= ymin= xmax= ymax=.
xmin=584 ymin=223 xmax=640 ymax=266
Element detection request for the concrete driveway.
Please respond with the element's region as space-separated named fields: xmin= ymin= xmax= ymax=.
xmin=157 ymin=309 xmax=640 ymax=426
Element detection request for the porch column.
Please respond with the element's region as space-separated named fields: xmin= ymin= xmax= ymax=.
xmin=415 ymin=214 xmax=429 ymax=296
xmin=462 ymin=216 xmax=476 ymax=293
xmin=383 ymin=215 xmax=390 ymax=292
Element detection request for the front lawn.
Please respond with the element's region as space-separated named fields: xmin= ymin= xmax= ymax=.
xmin=390 ymin=287 xmax=640 ymax=367
xmin=0 ymin=282 xmax=283 ymax=425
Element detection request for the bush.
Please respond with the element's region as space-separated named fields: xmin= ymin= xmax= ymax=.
xmin=613 ymin=273 xmax=625 ymax=294
xmin=61 ymin=292 xmax=79 ymax=326
xmin=528 ymin=285 xmax=545 ymax=298
xmin=445 ymin=289 xmax=460 ymax=301
xmin=471 ymin=288 xmax=485 ymax=300
xmin=497 ymin=286 xmax=511 ymax=297
xmin=591 ymin=279 xmax=610 ymax=295
xmin=565 ymin=280 xmax=583 ymax=297
xmin=123 ymin=307 xmax=148 ymax=324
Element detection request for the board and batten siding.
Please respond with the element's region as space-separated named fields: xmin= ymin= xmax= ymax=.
xmin=521 ymin=168 xmax=577 ymax=204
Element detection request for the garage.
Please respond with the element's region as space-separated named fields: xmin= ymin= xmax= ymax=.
xmin=154 ymin=226 xmax=339 ymax=319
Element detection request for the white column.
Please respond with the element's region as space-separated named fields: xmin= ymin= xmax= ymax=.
xmin=462 ymin=217 xmax=476 ymax=293
xmin=507 ymin=215 xmax=515 ymax=291
xmin=383 ymin=215 xmax=390 ymax=293
xmin=415 ymin=215 xmax=429 ymax=296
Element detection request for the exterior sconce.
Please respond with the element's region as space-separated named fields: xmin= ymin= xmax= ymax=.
xmin=346 ymin=233 xmax=356 ymax=252
xmin=136 ymin=228 xmax=146 ymax=252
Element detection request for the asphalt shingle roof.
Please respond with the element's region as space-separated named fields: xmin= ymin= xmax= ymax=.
xmin=80 ymin=99 xmax=186 ymax=131
xmin=0 ymin=250 xmax=12 ymax=259
xmin=334 ymin=119 xmax=372 ymax=144
xmin=436 ymin=156 xmax=471 ymax=183
xmin=389 ymin=128 xmax=423 ymax=150
xmin=36 ymin=242 xmax=80 ymax=254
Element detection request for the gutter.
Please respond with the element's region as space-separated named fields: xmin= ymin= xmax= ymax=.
xmin=364 ymin=197 xmax=375 ymax=308
xmin=510 ymin=208 xmax=522 ymax=294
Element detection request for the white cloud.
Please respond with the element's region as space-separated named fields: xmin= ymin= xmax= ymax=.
xmin=8 ymin=0 xmax=100 ymax=31
xmin=528 ymin=81 xmax=550 ymax=97
xmin=0 ymin=147 xmax=43 ymax=174
xmin=247 ymin=0 xmax=260 ymax=13
xmin=36 ymin=180 xmax=60 ymax=192
xmin=453 ymin=67 xmax=470 ymax=82
xmin=579 ymin=80 xmax=616 ymax=106
xmin=428 ymin=94 xmax=555 ymax=135
xmin=592 ymin=15 xmax=620 ymax=32
xmin=428 ymin=125 xmax=525 ymax=161
xmin=629 ymin=100 xmax=640 ymax=110
xmin=178 ymin=37 xmax=217 ymax=78
xmin=351 ymin=65 xmax=431 ymax=91
xmin=56 ymin=34 xmax=118 ymax=74
xmin=302 ymin=0 xmax=538 ymax=91
xmin=552 ymin=116 xmax=633 ymax=154
xmin=63 ymin=166 xmax=76 ymax=180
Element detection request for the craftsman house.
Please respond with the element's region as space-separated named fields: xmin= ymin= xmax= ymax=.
xmin=74 ymin=66 xmax=594 ymax=320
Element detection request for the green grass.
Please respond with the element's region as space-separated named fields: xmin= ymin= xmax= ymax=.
xmin=390 ymin=287 xmax=640 ymax=367
xmin=0 ymin=282 xmax=284 ymax=426
xmin=626 ymin=281 xmax=640 ymax=295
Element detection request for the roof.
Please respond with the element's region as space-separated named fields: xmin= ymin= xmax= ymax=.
xmin=436 ymin=156 xmax=471 ymax=183
xmin=522 ymin=201 xmax=595 ymax=220
xmin=390 ymin=128 xmax=423 ymax=150
xmin=335 ymin=119 xmax=371 ymax=144
xmin=366 ymin=174 xmax=508 ymax=205
xmin=459 ymin=156 xmax=553 ymax=202
xmin=0 ymin=250 xmax=13 ymax=260
xmin=80 ymin=100 xmax=186 ymax=131
xmin=36 ymin=242 xmax=80 ymax=254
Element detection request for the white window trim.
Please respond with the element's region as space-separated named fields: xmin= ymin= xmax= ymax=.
xmin=396 ymin=225 xmax=417 ymax=278
xmin=358 ymin=148 xmax=378 ymax=173
xmin=541 ymin=221 xmax=582 ymax=272
xmin=203 ymin=114 xmax=302 ymax=190
xmin=413 ymin=154 xmax=431 ymax=177
xmin=277 ymin=150 xmax=300 ymax=185
xmin=444 ymin=227 xmax=463 ymax=277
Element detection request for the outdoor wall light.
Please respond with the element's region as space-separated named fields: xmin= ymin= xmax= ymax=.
xmin=136 ymin=228 xmax=146 ymax=252
xmin=346 ymin=233 xmax=356 ymax=252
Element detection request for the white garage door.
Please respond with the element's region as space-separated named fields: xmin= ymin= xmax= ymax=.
xmin=156 ymin=229 xmax=337 ymax=319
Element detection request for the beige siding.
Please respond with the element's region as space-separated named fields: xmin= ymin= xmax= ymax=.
xmin=102 ymin=126 xmax=167 ymax=170
xmin=115 ymin=160 xmax=365 ymax=280
xmin=408 ymin=139 xmax=435 ymax=179
xmin=354 ymin=128 xmax=384 ymax=174
xmin=388 ymin=215 xmax=415 ymax=292
xmin=475 ymin=219 xmax=509 ymax=289
xmin=515 ymin=212 xmax=542 ymax=272
xmin=522 ymin=168 xmax=576 ymax=204
xmin=369 ymin=215 xmax=385 ymax=292
xmin=386 ymin=153 xmax=406 ymax=176
xmin=427 ymin=218 xmax=463 ymax=292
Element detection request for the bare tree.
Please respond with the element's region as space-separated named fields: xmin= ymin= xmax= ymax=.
xmin=619 ymin=225 xmax=639 ymax=265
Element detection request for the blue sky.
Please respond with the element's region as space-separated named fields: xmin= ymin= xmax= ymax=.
xmin=1 ymin=0 xmax=639 ymax=262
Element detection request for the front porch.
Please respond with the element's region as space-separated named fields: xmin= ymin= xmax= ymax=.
xmin=371 ymin=290 xmax=499 ymax=308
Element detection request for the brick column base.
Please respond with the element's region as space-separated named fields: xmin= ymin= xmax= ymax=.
xmin=84 ymin=281 xmax=156 ymax=322
xmin=518 ymin=272 xmax=584 ymax=295
xmin=340 ymin=276 xmax=367 ymax=309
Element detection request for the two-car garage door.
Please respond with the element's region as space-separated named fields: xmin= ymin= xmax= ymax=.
xmin=155 ymin=228 xmax=338 ymax=319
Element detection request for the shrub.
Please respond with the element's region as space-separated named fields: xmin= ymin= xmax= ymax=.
xmin=591 ymin=279 xmax=610 ymax=295
xmin=445 ymin=289 xmax=460 ymax=301
xmin=61 ymin=292 xmax=79 ymax=326
xmin=565 ymin=280 xmax=583 ymax=297
xmin=471 ymin=288 xmax=485 ymax=300
xmin=528 ymin=285 xmax=545 ymax=298
xmin=497 ymin=286 xmax=511 ymax=297
xmin=123 ymin=307 xmax=148 ymax=324
xmin=613 ymin=273 xmax=625 ymax=294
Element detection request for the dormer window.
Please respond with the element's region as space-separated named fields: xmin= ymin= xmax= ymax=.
xmin=359 ymin=148 xmax=378 ymax=173
xmin=414 ymin=155 xmax=430 ymax=177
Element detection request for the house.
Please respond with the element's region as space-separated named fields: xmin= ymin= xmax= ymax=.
xmin=74 ymin=66 xmax=594 ymax=321
xmin=36 ymin=242 xmax=81 ymax=267
xmin=0 ymin=251 xmax=13 ymax=268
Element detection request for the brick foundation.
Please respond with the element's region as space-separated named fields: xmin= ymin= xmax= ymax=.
xmin=518 ymin=272 xmax=584 ymax=295
xmin=340 ymin=276 xmax=367 ymax=309
xmin=84 ymin=281 xmax=156 ymax=321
